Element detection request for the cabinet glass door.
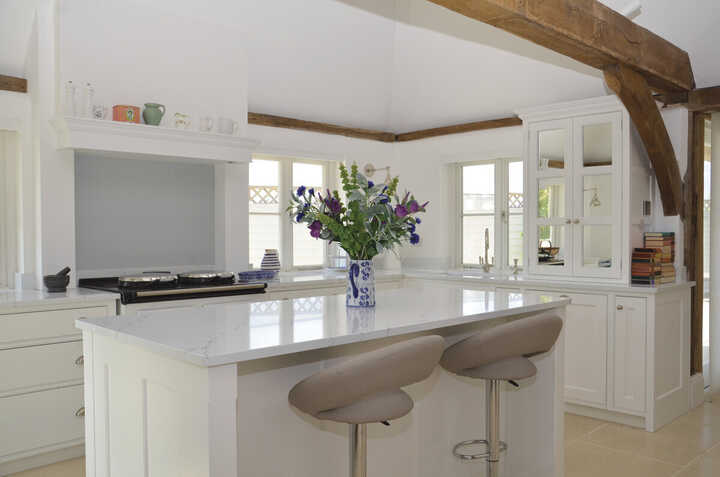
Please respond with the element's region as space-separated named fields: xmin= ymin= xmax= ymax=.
xmin=572 ymin=113 xmax=622 ymax=277
xmin=528 ymin=119 xmax=573 ymax=275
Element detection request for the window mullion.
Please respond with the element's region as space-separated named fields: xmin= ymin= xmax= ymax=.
xmin=280 ymin=159 xmax=293 ymax=271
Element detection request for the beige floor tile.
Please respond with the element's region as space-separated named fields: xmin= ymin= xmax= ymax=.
xmin=674 ymin=443 xmax=720 ymax=477
xmin=565 ymin=440 xmax=680 ymax=477
xmin=584 ymin=414 xmax=720 ymax=467
xmin=565 ymin=413 xmax=607 ymax=443
xmin=9 ymin=457 xmax=84 ymax=477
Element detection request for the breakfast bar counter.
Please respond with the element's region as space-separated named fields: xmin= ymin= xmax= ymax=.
xmin=76 ymin=282 xmax=569 ymax=477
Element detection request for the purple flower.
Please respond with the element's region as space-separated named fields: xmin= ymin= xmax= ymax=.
xmin=308 ymin=188 xmax=315 ymax=197
xmin=408 ymin=200 xmax=419 ymax=213
xmin=408 ymin=222 xmax=416 ymax=233
xmin=309 ymin=220 xmax=322 ymax=238
xmin=415 ymin=218 xmax=422 ymax=224
xmin=296 ymin=186 xmax=306 ymax=196
xmin=368 ymin=180 xmax=374 ymax=189
xmin=378 ymin=195 xmax=389 ymax=204
xmin=395 ymin=205 xmax=408 ymax=218
xmin=296 ymin=212 xmax=305 ymax=222
xmin=410 ymin=233 xmax=420 ymax=245
xmin=324 ymin=195 xmax=342 ymax=215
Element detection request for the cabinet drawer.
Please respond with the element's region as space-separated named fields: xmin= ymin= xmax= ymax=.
xmin=0 ymin=385 xmax=85 ymax=462
xmin=0 ymin=306 xmax=109 ymax=349
xmin=0 ymin=342 xmax=85 ymax=397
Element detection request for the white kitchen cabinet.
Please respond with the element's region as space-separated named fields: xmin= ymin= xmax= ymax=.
xmin=530 ymin=290 xmax=608 ymax=406
xmin=0 ymin=299 xmax=116 ymax=475
xmin=519 ymin=96 xmax=652 ymax=282
xmin=611 ymin=296 xmax=647 ymax=414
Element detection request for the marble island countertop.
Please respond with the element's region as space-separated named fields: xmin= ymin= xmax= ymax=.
xmin=0 ymin=287 xmax=118 ymax=310
xmin=76 ymin=283 xmax=569 ymax=367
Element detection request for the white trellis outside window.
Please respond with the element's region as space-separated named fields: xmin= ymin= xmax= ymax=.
xmin=248 ymin=155 xmax=338 ymax=271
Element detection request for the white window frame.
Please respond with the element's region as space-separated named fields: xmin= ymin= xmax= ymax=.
xmin=249 ymin=155 xmax=337 ymax=271
xmin=452 ymin=158 xmax=523 ymax=271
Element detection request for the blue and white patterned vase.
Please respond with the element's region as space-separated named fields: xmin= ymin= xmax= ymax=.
xmin=346 ymin=259 xmax=375 ymax=307
xmin=260 ymin=249 xmax=280 ymax=271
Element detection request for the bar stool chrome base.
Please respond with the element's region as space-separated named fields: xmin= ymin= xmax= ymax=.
xmin=452 ymin=438 xmax=507 ymax=460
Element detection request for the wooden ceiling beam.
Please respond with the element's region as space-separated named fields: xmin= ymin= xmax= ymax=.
xmin=249 ymin=112 xmax=523 ymax=142
xmin=395 ymin=116 xmax=522 ymax=142
xmin=248 ymin=112 xmax=396 ymax=143
xmin=655 ymin=86 xmax=720 ymax=112
xmin=604 ymin=64 xmax=683 ymax=216
xmin=427 ymin=0 xmax=695 ymax=92
xmin=0 ymin=75 xmax=27 ymax=93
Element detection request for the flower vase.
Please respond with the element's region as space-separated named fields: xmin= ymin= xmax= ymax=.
xmin=260 ymin=249 xmax=280 ymax=271
xmin=346 ymin=259 xmax=375 ymax=307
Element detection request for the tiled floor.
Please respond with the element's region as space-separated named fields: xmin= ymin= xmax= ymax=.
xmin=565 ymin=396 xmax=720 ymax=477
xmin=10 ymin=398 xmax=720 ymax=476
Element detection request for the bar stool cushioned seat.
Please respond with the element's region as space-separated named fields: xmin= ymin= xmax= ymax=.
xmin=440 ymin=313 xmax=563 ymax=380
xmin=289 ymin=335 xmax=444 ymax=424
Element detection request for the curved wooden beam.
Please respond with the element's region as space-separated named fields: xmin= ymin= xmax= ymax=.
xmin=604 ymin=64 xmax=683 ymax=216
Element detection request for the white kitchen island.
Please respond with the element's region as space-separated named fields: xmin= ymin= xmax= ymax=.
xmin=76 ymin=282 xmax=569 ymax=477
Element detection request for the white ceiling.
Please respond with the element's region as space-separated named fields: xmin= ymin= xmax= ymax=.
xmin=2 ymin=0 xmax=719 ymax=132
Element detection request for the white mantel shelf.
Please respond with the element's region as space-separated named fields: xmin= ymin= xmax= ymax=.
xmin=51 ymin=116 xmax=260 ymax=163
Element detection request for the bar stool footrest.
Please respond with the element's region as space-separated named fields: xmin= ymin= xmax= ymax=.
xmin=452 ymin=439 xmax=507 ymax=461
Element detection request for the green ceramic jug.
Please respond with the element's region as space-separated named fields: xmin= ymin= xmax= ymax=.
xmin=143 ymin=103 xmax=165 ymax=126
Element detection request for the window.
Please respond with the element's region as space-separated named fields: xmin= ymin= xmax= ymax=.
xmin=456 ymin=158 xmax=524 ymax=269
xmin=249 ymin=156 xmax=335 ymax=270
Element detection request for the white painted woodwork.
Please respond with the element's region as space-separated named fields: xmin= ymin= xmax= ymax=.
xmin=612 ymin=296 xmax=647 ymax=414
xmin=0 ymin=341 xmax=84 ymax=397
xmin=531 ymin=291 xmax=608 ymax=406
xmin=51 ymin=116 xmax=259 ymax=164
xmin=519 ymin=95 xmax=651 ymax=282
xmin=0 ymin=298 xmax=115 ymax=475
xmin=0 ymin=385 xmax=85 ymax=464
xmin=0 ymin=306 xmax=108 ymax=349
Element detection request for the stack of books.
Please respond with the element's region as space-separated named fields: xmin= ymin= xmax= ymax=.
xmin=644 ymin=232 xmax=676 ymax=284
xmin=631 ymin=248 xmax=661 ymax=285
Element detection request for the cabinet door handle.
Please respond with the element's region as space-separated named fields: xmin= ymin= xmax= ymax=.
xmin=75 ymin=355 xmax=84 ymax=366
xmin=75 ymin=407 xmax=85 ymax=417
xmin=573 ymin=219 xmax=580 ymax=224
xmin=559 ymin=294 xmax=569 ymax=298
xmin=565 ymin=219 xmax=572 ymax=224
xmin=616 ymin=305 xmax=624 ymax=310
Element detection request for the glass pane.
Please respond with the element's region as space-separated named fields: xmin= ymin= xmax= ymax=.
xmin=583 ymin=174 xmax=612 ymax=217
xmin=249 ymin=214 xmax=279 ymax=269
xmin=582 ymin=225 xmax=613 ymax=268
xmin=583 ymin=123 xmax=612 ymax=167
xmin=293 ymin=162 xmax=323 ymax=189
xmin=249 ymin=159 xmax=279 ymax=214
xmin=463 ymin=163 xmax=495 ymax=213
xmin=508 ymin=214 xmax=524 ymax=267
xmin=508 ymin=160 xmax=524 ymax=267
xmin=537 ymin=225 xmax=566 ymax=267
xmin=463 ymin=216 xmax=494 ymax=265
xmin=537 ymin=179 xmax=565 ymax=218
xmin=293 ymin=222 xmax=324 ymax=266
xmin=538 ymin=129 xmax=565 ymax=170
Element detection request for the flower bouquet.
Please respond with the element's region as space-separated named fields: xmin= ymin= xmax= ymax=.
xmin=287 ymin=163 xmax=427 ymax=307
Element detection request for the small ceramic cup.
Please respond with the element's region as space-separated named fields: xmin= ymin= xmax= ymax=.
xmin=198 ymin=116 xmax=214 ymax=132
xmin=217 ymin=117 xmax=239 ymax=135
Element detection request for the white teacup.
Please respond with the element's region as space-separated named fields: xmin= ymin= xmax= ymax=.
xmin=217 ymin=117 xmax=239 ymax=135
xmin=198 ymin=116 xmax=214 ymax=132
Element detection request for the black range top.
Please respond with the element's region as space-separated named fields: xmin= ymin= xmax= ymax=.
xmin=80 ymin=272 xmax=267 ymax=305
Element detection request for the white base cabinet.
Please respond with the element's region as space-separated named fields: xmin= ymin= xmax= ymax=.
xmin=0 ymin=299 xmax=116 ymax=475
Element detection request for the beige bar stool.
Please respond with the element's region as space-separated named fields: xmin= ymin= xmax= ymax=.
xmin=289 ymin=335 xmax=445 ymax=477
xmin=440 ymin=313 xmax=563 ymax=477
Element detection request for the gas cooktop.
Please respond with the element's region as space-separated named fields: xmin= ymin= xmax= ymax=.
xmin=79 ymin=272 xmax=267 ymax=305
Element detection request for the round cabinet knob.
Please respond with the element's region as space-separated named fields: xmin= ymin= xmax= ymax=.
xmin=565 ymin=219 xmax=572 ymax=224
xmin=75 ymin=407 xmax=85 ymax=417
xmin=75 ymin=355 xmax=84 ymax=366
xmin=616 ymin=305 xmax=624 ymax=310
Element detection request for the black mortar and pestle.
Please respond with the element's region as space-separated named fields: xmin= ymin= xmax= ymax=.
xmin=44 ymin=267 xmax=71 ymax=292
